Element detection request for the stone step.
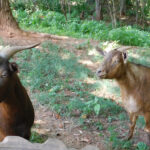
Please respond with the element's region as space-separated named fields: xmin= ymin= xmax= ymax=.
xmin=0 ymin=136 xmax=99 ymax=150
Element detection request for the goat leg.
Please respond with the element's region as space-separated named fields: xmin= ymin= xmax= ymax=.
xmin=143 ymin=112 xmax=150 ymax=145
xmin=128 ymin=113 xmax=138 ymax=140
xmin=144 ymin=112 xmax=150 ymax=132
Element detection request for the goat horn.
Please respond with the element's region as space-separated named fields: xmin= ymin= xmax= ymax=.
xmin=96 ymin=46 xmax=107 ymax=56
xmin=0 ymin=42 xmax=40 ymax=59
xmin=117 ymin=46 xmax=137 ymax=52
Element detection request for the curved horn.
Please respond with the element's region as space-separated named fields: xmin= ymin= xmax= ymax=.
xmin=0 ymin=42 xmax=40 ymax=59
xmin=96 ymin=46 xmax=107 ymax=56
xmin=117 ymin=46 xmax=137 ymax=52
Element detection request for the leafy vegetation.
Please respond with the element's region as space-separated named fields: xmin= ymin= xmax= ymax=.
xmin=10 ymin=0 xmax=150 ymax=26
xmin=13 ymin=9 xmax=150 ymax=47
xmin=30 ymin=131 xmax=47 ymax=143
xmin=136 ymin=142 xmax=149 ymax=150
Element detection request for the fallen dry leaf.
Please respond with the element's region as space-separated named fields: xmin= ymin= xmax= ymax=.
xmin=81 ymin=114 xmax=87 ymax=119
xmin=80 ymin=137 xmax=90 ymax=143
xmin=58 ymin=123 xmax=64 ymax=128
xmin=55 ymin=114 xmax=61 ymax=119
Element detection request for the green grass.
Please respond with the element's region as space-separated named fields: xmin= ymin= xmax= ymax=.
xmin=15 ymin=42 xmax=122 ymax=117
xmin=30 ymin=131 xmax=47 ymax=143
xmin=12 ymin=41 xmax=150 ymax=148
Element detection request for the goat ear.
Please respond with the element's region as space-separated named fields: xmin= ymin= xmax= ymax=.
xmin=122 ymin=52 xmax=127 ymax=64
xmin=9 ymin=62 xmax=18 ymax=73
xmin=96 ymin=46 xmax=107 ymax=56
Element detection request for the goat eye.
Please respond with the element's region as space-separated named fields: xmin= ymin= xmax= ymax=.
xmin=1 ymin=73 xmax=8 ymax=78
xmin=114 ymin=59 xmax=118 ymax=64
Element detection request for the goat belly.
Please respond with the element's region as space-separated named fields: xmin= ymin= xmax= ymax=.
xmin=123 ymin=96 xmax=140 ymax=114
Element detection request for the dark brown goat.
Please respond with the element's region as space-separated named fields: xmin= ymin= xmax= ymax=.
xmin=96 ymin=46 xmax=150 ymax=141
xmin=0 ymin=43 xmax=40 ymax=141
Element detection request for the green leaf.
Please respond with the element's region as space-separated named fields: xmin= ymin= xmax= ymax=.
xmin=136 ymin=142 xmax=149 ymax=150
xmin=94 ymin=104 xmax=100 ymax=115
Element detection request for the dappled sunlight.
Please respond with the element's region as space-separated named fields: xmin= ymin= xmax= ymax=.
xmin=33 ymin=120 xmax=51 ymax=135
xmin=32 ymin=128 xmax=50 ymax=135
xmin=92 ymin=85 xmax=113 ymax=99
xmin=61 ymin=53 xmax=71 ymax=59
xmin=83 ymin=77 xmax=96 ymax=84
xmin=102 ymin=41 xmax=119 ymax=52
xmin=129 ymin=52 xmax=140 ymax=59
xmin=88 ymin=47 xmax=99 ymax=56
xmin=91 ymin=79 xmax=121 ymax=104
xmin=78 ymin=59 xmax=94 ymax=66
xmin=82 ymin=74 xmax=122 ymax=105
xmin=120 ymin=16 xmax=129 ymax=20
xmin=92 ymin=87 xmax=121 ymax=104
xmin=34 ymin=119 xmax=46 ymax=125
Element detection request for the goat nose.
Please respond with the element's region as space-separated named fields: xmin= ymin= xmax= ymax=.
xmin=98 ymin=70 xmax=101 ymax=74
xmin=96 ymin=70 xmax=101 ymax=75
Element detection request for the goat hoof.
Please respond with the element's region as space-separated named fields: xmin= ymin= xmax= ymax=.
xmin=127 ymin=137 xmax=131 ymax=140
xmin=145 ymin=133 xmax=150 ymax=146
xmin=127 ymin=134 xmax=132 ymax=140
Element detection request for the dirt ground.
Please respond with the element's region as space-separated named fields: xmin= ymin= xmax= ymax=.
xmin=32 ymin=37 xmax=106 ymax=149
xmin=30 ymin=36 xmax=150 ymax=149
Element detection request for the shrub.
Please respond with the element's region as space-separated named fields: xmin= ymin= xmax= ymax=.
xmin=109 ymin=26 xmax=150 ymax=47
xmin=12 ymin=9 xmax=150 ymax=47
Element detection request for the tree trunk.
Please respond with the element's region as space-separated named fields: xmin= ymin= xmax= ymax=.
xmin=120 ymin=0 xmax=126 ymax=16
xmin=0 ymin=0 xmax=21 ymax=33
xmin=95 ymin=0 xmax=103 ymax=20
xmin=112 ymin=0 xmax=117 ymax=27
xmin=136 ymin=0 xmax=139 ymax=24
xmin=60 ymin=0 xmax=67 ymax=21
xmin=140 ymin=0 xmax=146 ymax=25
xmin=107 ymin=0 xmax=117 ymax=28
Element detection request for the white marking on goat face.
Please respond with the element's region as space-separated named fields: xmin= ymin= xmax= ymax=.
xmin=123 ymin=96 xmax=140 ymax=113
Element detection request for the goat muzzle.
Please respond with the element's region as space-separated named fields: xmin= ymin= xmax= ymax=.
xmin=96 ymin=69 xmax=106 ymax=79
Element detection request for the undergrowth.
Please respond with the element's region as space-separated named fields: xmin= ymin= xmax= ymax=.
xmin=12 ymin=9 xmax=150 ymax=47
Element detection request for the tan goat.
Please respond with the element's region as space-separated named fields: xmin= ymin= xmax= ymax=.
xmin=96 ymin=46 xmax=150 ymax=140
